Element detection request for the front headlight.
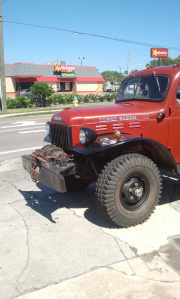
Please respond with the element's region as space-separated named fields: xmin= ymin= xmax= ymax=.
xmin=79 ymin=127 xmax=97 ymax=145
xmin=45 ymin=121 xmax=50 ymax=135
xmin=79 ymin=129 xmax=86 ymax=144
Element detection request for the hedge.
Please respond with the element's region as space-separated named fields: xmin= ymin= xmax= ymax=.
xmin=6 ymin=93 xmax=117 ymax=109
xmin=6 ymin=96 xmax=33 ymax=109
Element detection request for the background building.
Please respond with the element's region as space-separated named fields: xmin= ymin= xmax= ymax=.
xmin=1 ymin=62 xmax=105 ymax=98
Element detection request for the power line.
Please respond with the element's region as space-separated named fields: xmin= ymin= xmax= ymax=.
xmin=2 ymin=16 xmax=180 ymax=72
xmin=3 ymin=18 xmax=180 ymax=52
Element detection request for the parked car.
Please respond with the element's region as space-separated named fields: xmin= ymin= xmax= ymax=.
xmin=106 ymin=89 xmax=114 ymax=93
xmin=18 ymin=89 xmax=37 ymax=98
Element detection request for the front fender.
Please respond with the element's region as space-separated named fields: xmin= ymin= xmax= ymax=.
xmin=73 ymin=133 xmax=178 ymax=176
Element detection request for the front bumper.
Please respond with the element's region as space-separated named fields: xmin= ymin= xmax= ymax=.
xmin=22 ymin=154 xmax=75 ymax=193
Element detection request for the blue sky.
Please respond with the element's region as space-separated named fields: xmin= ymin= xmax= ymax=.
xmin=1 ymin=0 xmax=180 ymax=74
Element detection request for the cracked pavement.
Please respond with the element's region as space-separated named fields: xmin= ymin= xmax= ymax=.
xmin=0 ymin=158 xmax=180 ymax=299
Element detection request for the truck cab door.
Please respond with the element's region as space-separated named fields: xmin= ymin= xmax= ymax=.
xmin=168 ymin=83 xmax=180 ymax=163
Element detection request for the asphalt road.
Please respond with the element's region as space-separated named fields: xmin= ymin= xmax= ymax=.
xmin=0 ymin=114 xmax=53 ymax=161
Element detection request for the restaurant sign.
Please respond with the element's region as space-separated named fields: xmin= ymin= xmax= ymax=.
xmin=54 ymin=65 xmax=75 ymax=78
xmin=61 ymin=72 xmax=75 ymax=78
xmin=151 ymin=48 xmax=168 ymax=58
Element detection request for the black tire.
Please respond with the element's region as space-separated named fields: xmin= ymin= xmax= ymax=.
xmin=96 ymin=154 xmax=162 ymax=227
xmin=65 ymin=176 xmax=89 ymax=192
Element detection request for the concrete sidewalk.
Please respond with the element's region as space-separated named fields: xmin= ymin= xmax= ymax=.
xmin=0 ymin=158 xmax=180 ymax=299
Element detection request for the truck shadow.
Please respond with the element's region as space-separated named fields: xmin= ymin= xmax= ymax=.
xmin=18 ymin=182 xmax=117 ymax=228
xmin=18 ymin=173 xmax=180 ymax=229
xmin=159 ymin=174 xmax=180 ymax=205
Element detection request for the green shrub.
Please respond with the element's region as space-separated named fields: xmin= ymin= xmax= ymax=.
xmin=88 ymin=94 xmax=100 ymax=102
xmin=7 ymin=98 xmax=16 ymax=109
xmin=30 ymin=82 xmax=55 ymax=107
xmin=112 ymin=92 xmax=118 ymax=99
xmin=63 ymin=94 xmax=74 ymax=104
xmin=76 ymin=95 xmax=84 ymax=102
xmin=6 ymin=92 xmax=117 ymax=109
xmin=18 ymin=96 xmax=33 ymax=108
xmin=103 ymin=92 xmax=117 ymax=102
xmin=50 ymin=94 xmax=64 ymax=105
xmin=98 ymin=95 xmax=104 ymax=102
xmin=6 ymin=96 xmax=33 ymax=109
xmin=83 ymin=94 xmax=92 ymax=103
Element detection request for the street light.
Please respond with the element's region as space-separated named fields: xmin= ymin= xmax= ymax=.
xmin=131 ymin=64 xmax=141 ymax=70
xmin=118 ymin=65 xmax=121 ymax=74
xmin=78 ymin=57 xmax=85 ymax=66
xmin=128 ymin=64 xmax=141 ymax=75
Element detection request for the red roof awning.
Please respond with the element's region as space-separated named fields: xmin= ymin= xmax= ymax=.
xmin=13 ymin=76 xmax=43 ymax=78
xmin=76 ymin=77 xmax=105 ymax=82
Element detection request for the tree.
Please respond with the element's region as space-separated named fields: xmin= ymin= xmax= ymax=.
xmin=30 ymin=82 xmax=55 ymax=107
xmin=146 ymin=55 xmax=180 ymax=67
xmin=101 ymin=71 xmax=125 ymax=84
xmin=123 ymin=71 xmax=128 ymax=76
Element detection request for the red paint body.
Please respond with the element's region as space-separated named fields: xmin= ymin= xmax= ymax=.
xmin=51 ymin=65 xmax=180 ymax=163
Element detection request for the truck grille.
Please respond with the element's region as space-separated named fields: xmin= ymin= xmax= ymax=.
xmin=50 ymin=123 xmax=73 ymax=151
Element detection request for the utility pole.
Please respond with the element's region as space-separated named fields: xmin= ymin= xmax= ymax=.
xmin=127 ymin=50 xmax=129 ymax=75
xmin=0 ymin=0 xmax=6 ymax=113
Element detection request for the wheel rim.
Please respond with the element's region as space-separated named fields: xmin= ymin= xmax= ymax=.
xmin=120 ymin=172 xmax=150 ymax=211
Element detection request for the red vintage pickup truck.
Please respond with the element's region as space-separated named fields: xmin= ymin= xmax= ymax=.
xmin=22 ymin=64 xmax=180 ymax=227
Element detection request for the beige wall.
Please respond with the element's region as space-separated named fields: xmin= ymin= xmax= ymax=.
xmin=76 ymin=82 xmax=103 ymax=93
xmin=49 ymin=82 xmax=57 ymax=92
xmin=6 ymin=78 xmax=16 ymax=93
xmin=0 ymin=78 xmax=16 ymax=98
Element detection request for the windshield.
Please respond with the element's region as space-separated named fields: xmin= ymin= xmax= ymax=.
xmin=117 ymin=75 xmax=170 ymax=102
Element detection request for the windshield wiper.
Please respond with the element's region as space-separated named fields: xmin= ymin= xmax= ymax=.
xmin=153 ymin=71 xmax=160 ymax=92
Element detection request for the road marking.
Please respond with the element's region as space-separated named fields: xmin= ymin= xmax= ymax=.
xmin=0 ymin=146 xmax=43 ymax=155
xmin=18 ymin=130 xmax=45 ymax=134
xmin=1 ymin=121 xmax=46 ymax=129
xmin=0 ymin=126 xmax=45 ymax=133
xmin=0 ymin=117 xmax=50 ymax=124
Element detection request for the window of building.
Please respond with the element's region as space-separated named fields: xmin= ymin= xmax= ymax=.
xmin=57 ymin=82 xmax=72 ymax=92
xmin=16 ymin=82 xmax=34 ymax=92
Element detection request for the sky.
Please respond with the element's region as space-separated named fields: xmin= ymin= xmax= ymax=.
xmin=1 ymin=0 xmax=180 ymax=74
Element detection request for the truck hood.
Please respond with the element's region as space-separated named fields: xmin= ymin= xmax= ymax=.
xmin=75 ymin=102 xmax=149 ymax=125
xmin=52 ymin=102 xmax=149 ymax=126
